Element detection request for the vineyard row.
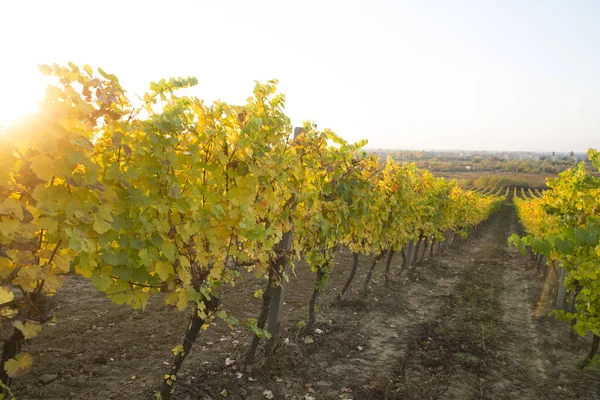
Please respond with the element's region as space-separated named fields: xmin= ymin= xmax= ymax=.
xmin=0 ymin=64 xmax=504 ymax=398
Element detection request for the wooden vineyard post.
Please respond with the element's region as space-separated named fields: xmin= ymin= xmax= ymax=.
xmin=411 ymin=238 xmax=422 ymax=266
xmin=536 ymin=254 xmax=546 ymax=274
xmin=403 ymin=240 xmax=415 ymax=269
xmin=556 ymin=265 xmax=568 ymax=310
xmin=264 ymin=127 xmax=303 ymax=355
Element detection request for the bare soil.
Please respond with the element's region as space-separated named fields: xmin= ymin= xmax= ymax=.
xmin=12 ymin=203 xmax=600 ymax=399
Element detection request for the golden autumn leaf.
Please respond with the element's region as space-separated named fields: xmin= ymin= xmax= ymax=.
xmin=14 ymin=320 xmax=43 ymax=339
xmin=4 ymin=352 xmax=33 ymax=378
xmin=0 ymin=286 xmax=14 ymax=305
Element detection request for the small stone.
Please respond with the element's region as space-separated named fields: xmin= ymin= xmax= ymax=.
xmin=315 ymin=380 xmax=332 ymax=388
xmin=39 ymin=374 xmax=58 ymax=385
xmin=93 ymin=357 xmax=108 ymax=365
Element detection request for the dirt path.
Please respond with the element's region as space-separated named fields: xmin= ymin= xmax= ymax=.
xmin=345 ymin=202 xmax=599 ymax=400
xmin=281 ymin=203 xmax=600 ymax=400
xmin=492 ymin=252 xmax=549 ymax=396
xmin=12 ymin=203 xmax=600 ymax=399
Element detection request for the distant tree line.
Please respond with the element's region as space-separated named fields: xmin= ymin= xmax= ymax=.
xmin=371 ymin=150 xmax=591 ymax=175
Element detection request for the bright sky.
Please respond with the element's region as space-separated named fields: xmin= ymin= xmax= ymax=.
xmin=1 ymin=0 xmax=598 ymax=152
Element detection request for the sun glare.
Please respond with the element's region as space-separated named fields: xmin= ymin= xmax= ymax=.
xmin=0 ymin=74 xmax=47 ymax=134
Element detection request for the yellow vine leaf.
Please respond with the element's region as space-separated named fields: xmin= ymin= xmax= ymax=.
xmin=0 ymin=306 xmax=18 ymax=319
xmin=155 ymin=261 xmax=174 ymax=281
xmin=0 ymin=286 xmax=14 ymax=305
xmin=93 ymin=214 xmax=112 ymax=235
xmin=0 ymin=217 xmax=19 ymax=236
xmin=52 ymin=250 xmax=72 ymax=273
xmin=37 ymin=217 xmax=59 ymax=234
xmin=0 ymin=198 xmax=24 ymax=221
xmin=209 ymin=265 xmax=223 ymax=280
xmin=4 ymin=352 xmax=33 ymax=378
xmin=176 ymin=290 xmax=189 ymax=312
xmin=30 ymin=155 xmax=58 ymax=181
xmin=12 ymin=265 xmax=42 ymax=293
xmin=165 ymin=291 xmax=179 ymax=307
xmin=0 ymin=257 xmax=15 ymax=279
xmin=14 ymin=320 xmax=43 ymax=339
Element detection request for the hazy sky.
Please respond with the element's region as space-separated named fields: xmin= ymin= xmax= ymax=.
xmin=1 ymin=0 xmax=598 ymax=152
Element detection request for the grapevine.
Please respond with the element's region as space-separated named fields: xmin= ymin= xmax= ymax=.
xmin=0 ymin=64 xmax=507 ymax=396
xmin=511 ymin=150 xmax=600 ymax=366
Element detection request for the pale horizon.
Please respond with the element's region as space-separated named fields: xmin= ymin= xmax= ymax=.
xmin=1 ymin=0 xmax=598 ymax=153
